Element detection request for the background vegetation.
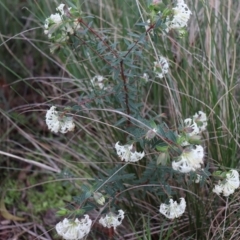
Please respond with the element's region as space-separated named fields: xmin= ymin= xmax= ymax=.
xmin=0 ymin=0 xmax=240 ymax=239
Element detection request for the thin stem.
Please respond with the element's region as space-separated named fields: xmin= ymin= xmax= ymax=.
xmin=135 ymin=0 xmax=159 ymax=59
xmin=222 ymin=197 xmax=228 ymax=239
xmin=123 ymin=25 xmax=154 ymax=59
xmin=78 ymin=91 xmax=115 ymax=107
xmin=94 ymin=163 xmax=129 ymax=193
xmin=73 ymin=33 xmax=118 ymax=70
xmin=115 ymin=184 xmax=201 ymax=200
xmin=120 ymin=60 xmax=131 ymax=125
xmin=78 ymin=18 xmax=132 ymax=125
xmin=78 ymin=18 xmax=118 ymax=58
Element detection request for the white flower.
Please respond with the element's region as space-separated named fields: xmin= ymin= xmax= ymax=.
xmin=44 ymin=4 xmax=78 ymax=40
xmin=213 ymin=170 xmax=240 ymax=197
xmin=165 ymin=0 xmax=192 ymax=32
xmin=193 ymin=111 xmax=207 ymax=123
xmin=225 ymin=170 xmax=239 ymax=188
xmin=56 ymin=3 xmax=70 ymax=15
xmin=212 ymin=184 xmax=223 ymax=195
xmin=184 ymin=118 xmax=200 ymax=137
xmin=45 ymin=106 xmax=75 ymax=134
xmin=145 ymin=19 xmax=151 ymax=31
xmin=115 ymin=142 xmax=145 ymax=162
xmin=172 ymin=145 xmax=204 ymax=173
xmin=181 ymin=145 xmax=204 ymax=169
xmin=195 ymin=174 xmax=203 ymax=183
xmin=180 ymin=112 xmax=207 ymax=146
xmin=141 ymin=73 xmax=149 ymax=83
xmin=180 ymin=141 xmax=190 ymax=147
xmin=90 ymin=75 xmax=108 ymax=90
xmin=193 ymin=111 xmax=207 ymax=132
xmin=99 ymin=210 xmax=124 ymax=230
xmin=44 ymin=13 xmax=62 ymax=34
xmin=159 ymin=198 xmax=186 ymax=219
xmin=154 ymin=56 xmax=169 ymax=78
xmin=56 ymin=216 xmax=92 ymax=240
xmin=172 ymin=156 xmax=193 ymax=173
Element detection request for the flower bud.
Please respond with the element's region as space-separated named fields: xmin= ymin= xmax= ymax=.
xmin=93 ymin=192 xmax=105 ymax=205
xmin=157 ymin=152 xmax=170 ymax=165
xmin=145 ymin=128 xmax=157 ymax=140
xmin=56 ymin=208 xmax=69 ymax=216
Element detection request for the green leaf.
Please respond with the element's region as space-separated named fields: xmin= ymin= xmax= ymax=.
xmin=156 ymin=145 xmax=169 ymax=152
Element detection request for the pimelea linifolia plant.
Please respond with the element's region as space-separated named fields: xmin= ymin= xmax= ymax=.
xmin=41 ymin=1 xmax=240 ymax=239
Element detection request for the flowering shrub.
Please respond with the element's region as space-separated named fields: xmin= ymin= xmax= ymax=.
xmin=39 ymin=0 xmax=240 ymax=239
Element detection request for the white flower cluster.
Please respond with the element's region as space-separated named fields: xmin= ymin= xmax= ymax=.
xmin=44 ymin=3 xmax=79 ymax=41
xmin=56 ymin=216 xmax=92 ymax=240
xmin=213 ymin=170 xmax=240 ymax=197
xmin=172 ymin=145 xmax=204 ymax=173
xmin=145 ymin=0 xmax=191 ymax=35
xmin=184 ymin=111 xmax=207 ymax=135
xmin=183 ymin=118 xmax=199 ymax=137
xmin=99 ymin=210 xmax=125 ymax=230
xmin=165 ymin=0 xmax=192 ymax=32
xmin=153 ymin=56 xmax=169 ymax=78
xmin=45 ymin=106 xmax=75 ymax=134
xmin=181 ymin=111 xmax=207 ymax=146
xmin=90 ymin=75 xmax=109 ymax=90
xmin=192 ymin=111 xmax=208 ymax=132
xmin=115 ymin=142 xmax=145 ymax=162
xmin=159 ymin=198 xmax=186 ymax=219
